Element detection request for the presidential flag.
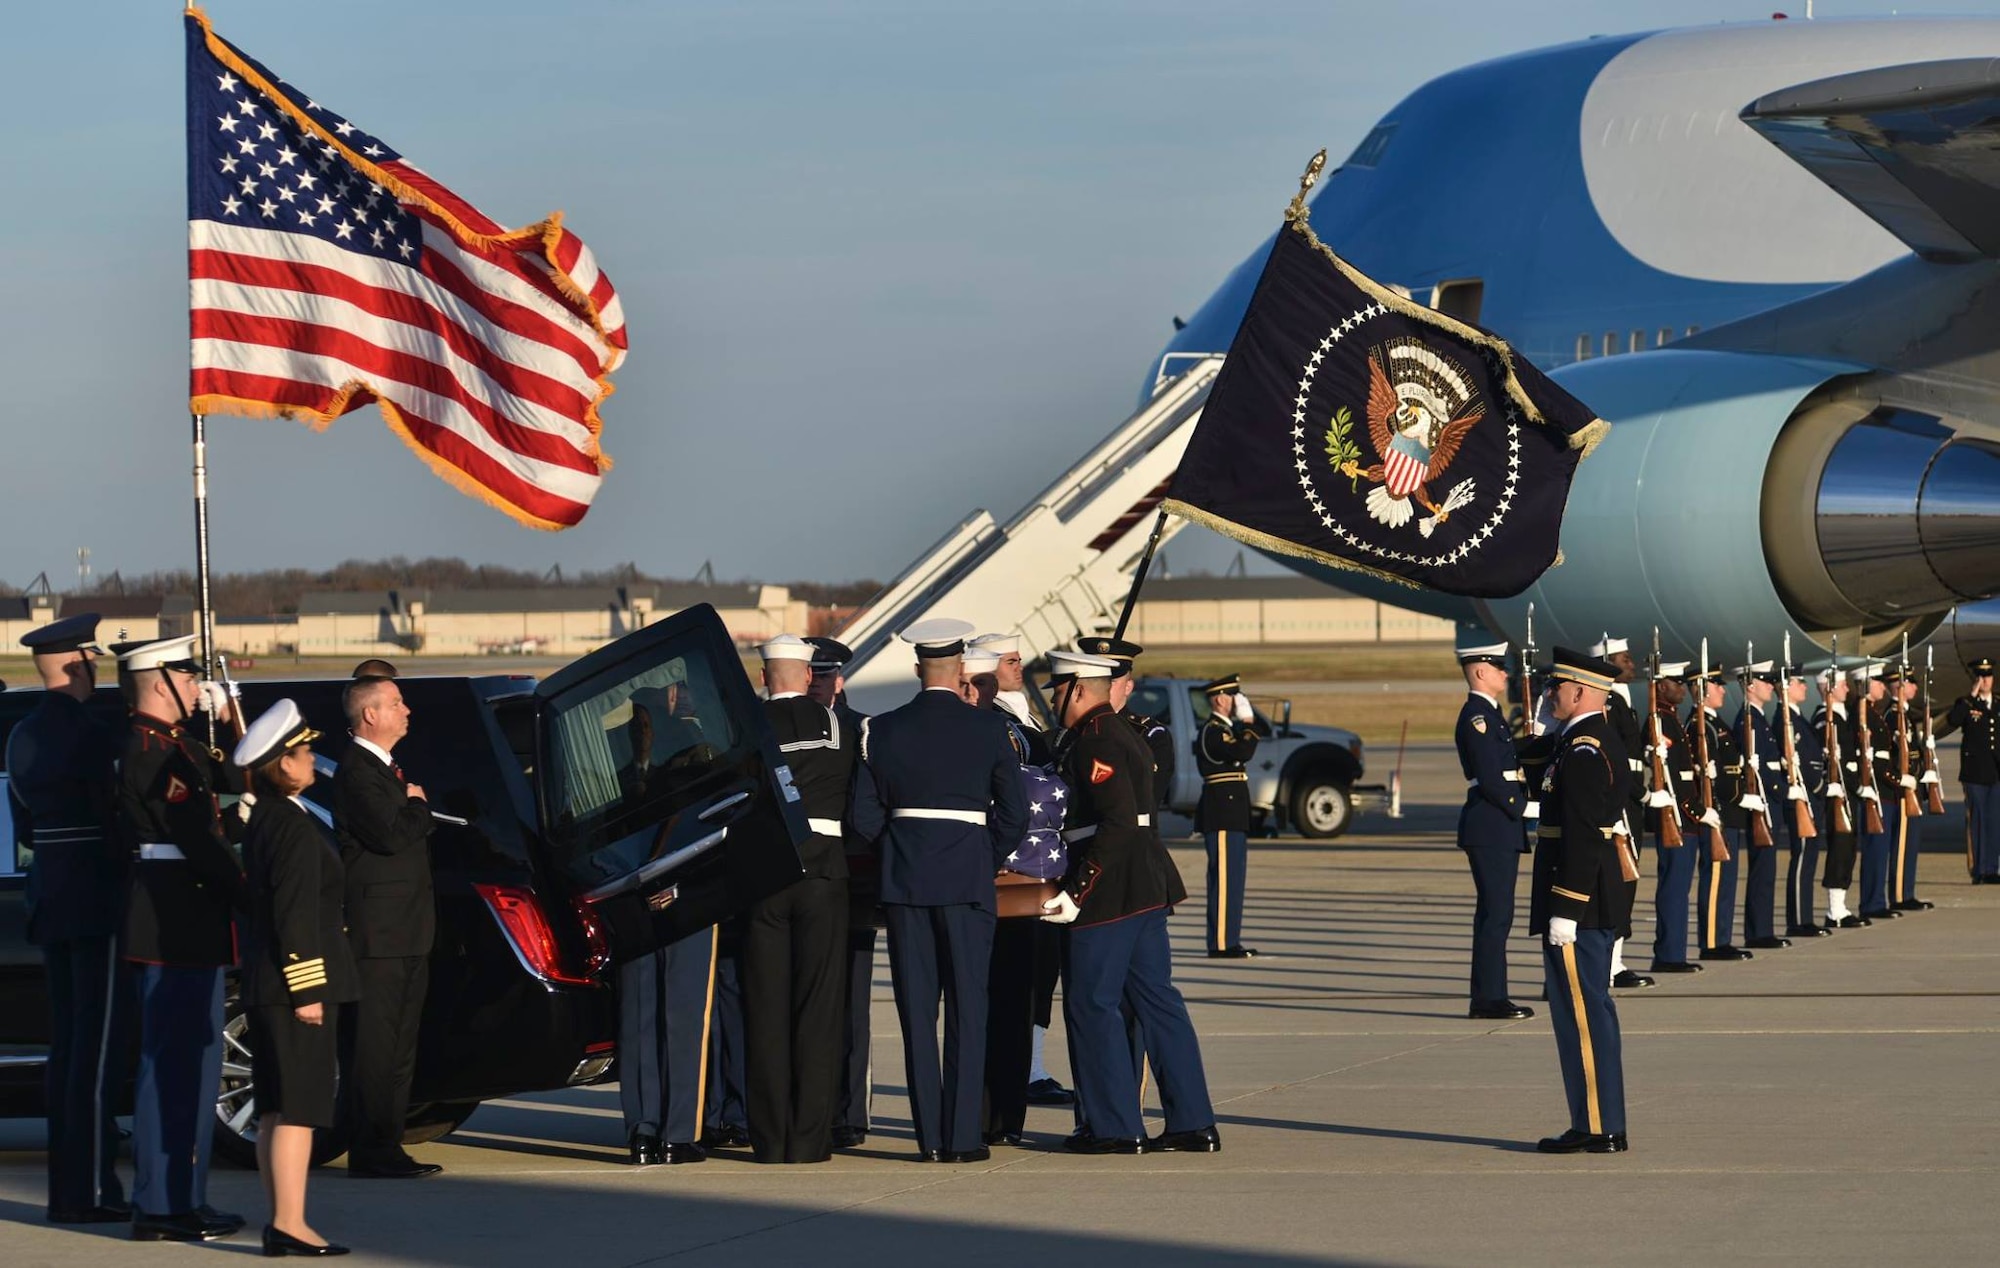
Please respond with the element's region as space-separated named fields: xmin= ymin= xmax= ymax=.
xmin=1162 ymin=180 xmax=1605 ymax=598
xmin=185 ymin=8 xmax=627 ymax=531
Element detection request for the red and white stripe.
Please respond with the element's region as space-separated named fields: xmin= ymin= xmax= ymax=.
xmin=190 ymin=201 xmax=623 ymax=529
xmin=1383 ymin=445 xmax=1428 ymax=499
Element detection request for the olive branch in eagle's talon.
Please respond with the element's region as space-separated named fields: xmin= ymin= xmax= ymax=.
xmin=1324 ymin=405 xmax=1363 ymax=492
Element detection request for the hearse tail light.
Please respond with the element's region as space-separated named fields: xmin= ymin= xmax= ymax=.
xmin=572 ymin=896 xmax=612 ymax=980
xmin=473 ymin=883 xmax=598 ymax=987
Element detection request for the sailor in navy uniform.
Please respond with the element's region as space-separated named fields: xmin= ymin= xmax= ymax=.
xmin=1813 ymin=668 xmax=1864 ymax=927
xmin=1193 ymin=674 xmax=1269 ymax=958
xmin=113 ymin=635 xmax=247 ymax=1243
xmin=1693 ymin=667 xmax=1751 ymax=962
xmin=850 ymin=619 xmax=1029 ymax=1162
xmin=1780 ymin=664 xmax=1833 ymax=939
xmin=805 ymin=637 xmax=879 ymax=1149
xmin=1854 ymin=664 xmax=1900 ymax=921
xmin=1531 ymin=647 xmax=1633 ymax=1154
xmin=8 ymin=613 xmax=130 ymax=1225
xmin=1946 ymin=658 xmax=2000 ymax=882
xmin=1646 ymin=663 xmax=1704 ymax=974
xmin=1043 ymin=651 xmax=1218 ymax=1156
xmin=739 ymin=636 xmax=852 ymax=1164
xmin=1735 ymin=662 xmax=1790 ymax=950
xmin=1453 ymin=640 xmax=1532 ymax=1020
xmin=1885 ymin=665 xmax=1935 ymax=913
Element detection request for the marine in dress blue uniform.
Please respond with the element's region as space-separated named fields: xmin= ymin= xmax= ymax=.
xmin=850 ymin=619 xmax=1029 ymax=1162
xmin=1451 ymin=640 xmax=1533 ymax=1019
xmin=1778 ymin=666 xmax=1833 ymax=939
xmin=1735 ymin=663 xmax=1791 ymax=950
xmin=1591 ymin=636 xmax=1654 ymax=991
xmin=1885 ymin=665 xmax=1935 ymax=913
xmin=1693 ymin=669 xmax=1752 ymax=962
xmin=1946 ymin=658 xmax=2000 ymax=883
xmin=1192 ymin=674 xmax=1269 ymax=958
xmin=1042 ymin=651 xmax=1217 ymax=1155
xmin=1640 ymin=662 xmax=1703 ymax=973
xmin=112 ymin=635 xmax=248 ymax=1243
xmin=8 ymin=613 xmax=130 ymax=1224
xmin=1855 ymin=665 xmax=1900 ymax=920
xmin=1530 ymin=648 xmax=1633 ymax=1154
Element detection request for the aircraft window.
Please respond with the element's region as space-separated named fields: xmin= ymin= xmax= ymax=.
xmin=1575 ymin=334 xmax=1592 ymax=363
xmin=1685 ymin=324 xmax=1701 ymax=337
xmin=1657 ymin=328 xmax=1671 ymax=348
xmin=1346 ymin=124 xmax=1397 ymax=169
xmin=1434 ymin=279 xmax=1483 ymax=324
xmin=1602 ymin=332 xmax=1617 ymax=358
xmin=1628 ymin=330 xmax=1643 ymax=354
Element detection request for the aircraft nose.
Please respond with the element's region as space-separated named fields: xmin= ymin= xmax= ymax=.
xmin=1815 ymin=424 xmax=2000 ymax=620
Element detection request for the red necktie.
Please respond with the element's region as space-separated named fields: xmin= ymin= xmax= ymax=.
xmin=392 ymin=764 xmax=405 ymax=783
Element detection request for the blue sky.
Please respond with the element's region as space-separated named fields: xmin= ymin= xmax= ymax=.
xmin=0 ymin=1 xmax=1977 ymax=591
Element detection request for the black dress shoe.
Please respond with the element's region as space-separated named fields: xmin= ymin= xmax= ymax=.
xmin=1145 ymin=1125 xmax=1222 ymax=1154
xmin=1468 ymin=1001 xmax=1534 ymax=1019
xmin=1063 ymin=1132 xmax=1144 ymax=1155
xmin=1535 ymin=1129 xmax=1628 ymax=1154
xmin=1862 ymin=908 xmax=1902 ymax=920
xmin=1206 ymin=947 xmax=1262 ymax=959
xmin=628 ymin=1133 xmax=664 ymax=1166
xmin=348 ymin=1157 xmax=442 ymax=1179
xmin=1612 ymin=970 xmax=1656 ymax=989
xmin=1746 ymin=936 xmax=1792 ymax=949
xmin=49 ymin=1202 xmax=132 ymax=1224
xmin=132 ymin=1210 xmax=238 ymax=1242
xmin=830 ymin=1126 xmax=868 ymax=1149
xmin=1650 ymin=961 xmax=1703 ymax=973
xmin=660 ymin=1142 xmax=707 ymax=1164
xmin=943 ymin=1146 xmax=992 ymax=1163
xmin=1893 ymin=899 xmax=1934 ymax=911
xmin=919 ymin=1148 xmax=945 ymax=1162
xmin=1981 ymin=874 xmax=2000 ymax=884
xmin=1024 ymin=1077 xmax=1075 ymax=1106
xmin=262 ymin=1225 xmax=351 ymax=1257
xmin=701 ymin=1124 xmax=750 ymax=1149
xmin=1699 ymin=946 xmax=1753 ymax=961
xmin=1787 ymin=925 xmax=1833 ymax=938
xmin=983 ymin=1130 xmax=1025 ymax=1147
xmin=1837 ymin=914 xmax=1870 ymax=928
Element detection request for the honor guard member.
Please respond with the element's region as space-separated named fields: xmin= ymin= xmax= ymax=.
xmin=1692 ymin=664 xmax=1752 ymax=961
xmin=1645 ymin=662 xmax=1704 ymax=974
xmin=616 ymin=679 xmax=722 ymax=1167
xmin=114 ymin=635 xmax=247 ymax=1243
xmin=1074 ymin=636 xmax=1176 ymax=802
xmin=850 ymin=619 xmax=1029 ymax=1163
xmin=1735 ymin=662 xmax=1790 ymax=950
xmin=1452 ymin=639 xmax=1533 ymax=1019
xmin=1885 ymin=664 xmax=1934 ymax=912
xmin=10 ymin=613 xmax=129 ymax=1224
xmin=1591 ymin=636 xmax=1652 ymax=990
xmin=1813 ymin=668 xmax=1863 ymax=927
xmin=1854 ymin=664 xmax=1903 ymax=920
xmin=742 ymin=636 xmax=853 ymax=1164
xmin=1530 ymin=647 xmax=1633 ymax=1155
xmin=973 ymin=631 xmax=1048 ymax=736
xmin=1780 ymin=663 xmax=1832 ymax=939
xmin=1193 ymin=674 xmax=1269 ymax=958
xmin=1947 ymin=658 xmax=2000 ymax=882
xmin=805 ymin=636 xmax=879 ymax=1149
xmin=1042 ymin=651 xmax=1218 ymax=1155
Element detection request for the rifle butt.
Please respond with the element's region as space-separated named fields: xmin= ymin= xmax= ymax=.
xmin=1864 ymin=801 xmax=1885 ymax=835
xmin=1926 ymin=784 xmax=1946 ymax=815
xmin=1792 ymin=800 xmax=1817 ymax=840
xmin=1901 ymin=789 xmax=1924 ymax=818
xmin=1751 ymin=815 xmax=1775 ymax=848
xmin=1706 ymin=825 xmax=1730 ymax=862
xmin=1658 ymin=808 xmax=1684 ymax=849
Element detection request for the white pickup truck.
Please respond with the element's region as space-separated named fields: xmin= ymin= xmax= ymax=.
xmin=1127 ymin=677 xmax=1389 ymax=838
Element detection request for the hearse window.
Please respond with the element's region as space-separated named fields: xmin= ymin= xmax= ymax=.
xmin=1 ymin=773 xmax=22 ymax=876
xmin=543 ymin=649 xmax=744 ymax=854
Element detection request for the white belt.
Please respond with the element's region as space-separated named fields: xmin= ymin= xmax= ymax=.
xmin=1062 ymin=815 xmax=1149 ymax=844
xmin=137 ymin=843 xmax=186 ymax=861
xmin=891 ymin=809 xmax=988 ymax=824
xmin=1469 ymin=773 xmax=1523 ymax=787
xmin=807 ymin=817 xmax=843 ymax=836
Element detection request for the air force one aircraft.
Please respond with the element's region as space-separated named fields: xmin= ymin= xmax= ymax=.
xmin=839 ymin=15 xmax=2000 ymax=707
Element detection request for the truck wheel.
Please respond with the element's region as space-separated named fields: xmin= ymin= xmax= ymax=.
xmin=1290 ymin=775 xmax=1354 ymax=839
xmin=213 ymin=990 xmax=351 ymax=1168
xmin=401 ymin=1100 xmax=481 ymax=1145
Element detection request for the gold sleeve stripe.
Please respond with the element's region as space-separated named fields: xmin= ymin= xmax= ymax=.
xmin=287 ymin=976 xmax=328 ymax=992
xmin=283 ymin=958 xmax=326 ymax=983
xmin=1551 ymin=885 xmax=1591 ymax=902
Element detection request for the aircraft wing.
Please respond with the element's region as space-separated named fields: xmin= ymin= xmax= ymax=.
xmin=1742 ymin=58 xmax=2000 ymax=262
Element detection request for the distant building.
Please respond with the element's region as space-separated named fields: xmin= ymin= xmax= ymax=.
xmin=1124 ymin=575 xmax=1453 ymax=646
xmin=1 ymin=593 xmax=186 ymax=649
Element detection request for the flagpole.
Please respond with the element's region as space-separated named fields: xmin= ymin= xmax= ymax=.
xmin=191 ymin=411 xmax=216 ymax=678
xmin=1110 ymin=508 xmax=1172 ymax=641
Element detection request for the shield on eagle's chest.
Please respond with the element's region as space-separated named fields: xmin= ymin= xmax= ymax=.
xmin=1382 ymin=433 xmax=1429 ymax=498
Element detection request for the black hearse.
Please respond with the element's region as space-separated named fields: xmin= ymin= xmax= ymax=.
xmin=1 ymin=604 xmax=805 ymax=1164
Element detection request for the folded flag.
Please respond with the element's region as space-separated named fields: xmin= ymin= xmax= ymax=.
xmin=1162 ymin=156 xmax=1605 ymax=597
xmin=185 ymin=7 xmax=627 ymax=530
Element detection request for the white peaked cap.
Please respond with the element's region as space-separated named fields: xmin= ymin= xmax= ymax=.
xmin=118 ymin=634 xmax=202 ymax=673
xmin=899 ymin=617 xmax=976 ymax=657
xmin=232 ymin=698 xmax=321 ymax=769
xmin=970 ymin=632 xmax=1019 ymax=655
xmin=1046 ymin=650 xmax=1119 ymax=680
xmin=1455 ymin=640 xmax=1510 ymax=663
xmin=758 ymin=634 xmax=815 ymax=663
xmin=1656 ymin=661 xmax=1689 ymax=677
xmin=1850 ymin=662 xmax=1885 ymax=682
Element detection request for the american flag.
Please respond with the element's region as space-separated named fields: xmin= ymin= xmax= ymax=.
xmin=185 ymin=10 xmax=627 ymax=530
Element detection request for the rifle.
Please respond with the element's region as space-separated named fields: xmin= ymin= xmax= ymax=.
xmin=1647 ymin=627 xmax=1683 ymax=848
xmin=1895 ymin=631 xmax=1922 ymax=818
xmin=1516 ymin=602 xmax=1538 ymax=737
xmin=1690 ymin=637 xmax=1730 ymax=862
xmin=1824 ymin=635 xmax=1854 ymax=837
xmin=1779 ymin=632 xmax=1816 ymax=840
xmin=1742 ymin=642 xmax=1775 ymax=848
xmin=1922 ymin=644 xmax=1946 ymax=814
xmin=1854 ymin=660 xmax=1887 ymax=835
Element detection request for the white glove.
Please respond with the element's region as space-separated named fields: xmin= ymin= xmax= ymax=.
xmin=1705 ymin=761 xmax=1718 ymax=780
xmin=1039 ymin=891 xmax=1080 ymax=925
xmin=1925 ymin=735 xmax=1937 ymax=752
xmin=1523 ymin=800 xmax=1541 ymax=820
xmin=1858 ymin=785 xmax=1880 ymax=802
xmin=1787 ymin=783 xmax=1809 ymax=802
xmin=1921 ymin=770 xmax=1941 ymax=786
xmin=1827 ymin=783 xmax=1846 ymax=800
xmin=1233 ymin=694 xmax=1254 ymax=724
xmin=1899 ymin=774 xmax=1918 ymax=791
xmin=196 ymin=680 xmax=232 ymax=719
xmin=1645 ymin=789 xmax=1675 ymax=808
xmin=1738 ymin=794 xmax=1767 ymax=814
xmin=1547 ymin=917 xmax=1578 ymax=948
xmin=1700 ymin=808 xmax=1723 ymax=830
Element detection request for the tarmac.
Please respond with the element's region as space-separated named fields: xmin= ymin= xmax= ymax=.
xmin=3 ymin=743 xmax=1995 ymax=1266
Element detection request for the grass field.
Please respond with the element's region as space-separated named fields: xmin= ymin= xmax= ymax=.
xmin=1137 ymin=641 xmax=1459 ymax=683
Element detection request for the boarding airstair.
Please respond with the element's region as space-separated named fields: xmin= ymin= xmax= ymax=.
xmin=839 ymin=356 xmax=1224 ymax=713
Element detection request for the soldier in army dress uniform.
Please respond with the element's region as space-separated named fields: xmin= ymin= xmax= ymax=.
xmin=1452 ymin=640 xmax=1532 ymax=1019
xmin=1946 ymin=658 xmax=2000 ymax=882
xmin=1193 ymin=675 xmax=1269 ymax=958
xmin=1530 ymin=647 xmax=1633 ymax=1155
xmin=8 ymin=613 xmax=129 ymax=1224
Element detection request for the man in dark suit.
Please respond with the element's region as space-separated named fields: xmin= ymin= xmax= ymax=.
xmin=333 ymin=675 xmax=440 ymax=1179
xmin=850 ymin=618 xmax=1029 ymax=1163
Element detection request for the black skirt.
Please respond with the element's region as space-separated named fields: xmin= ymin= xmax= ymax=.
xmin=249 ymin=1003 xmax=341 ymax=1128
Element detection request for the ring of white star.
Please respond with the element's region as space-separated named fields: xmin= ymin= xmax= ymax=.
xmin=1292 ymin=307 xmax=1522 ymax=568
